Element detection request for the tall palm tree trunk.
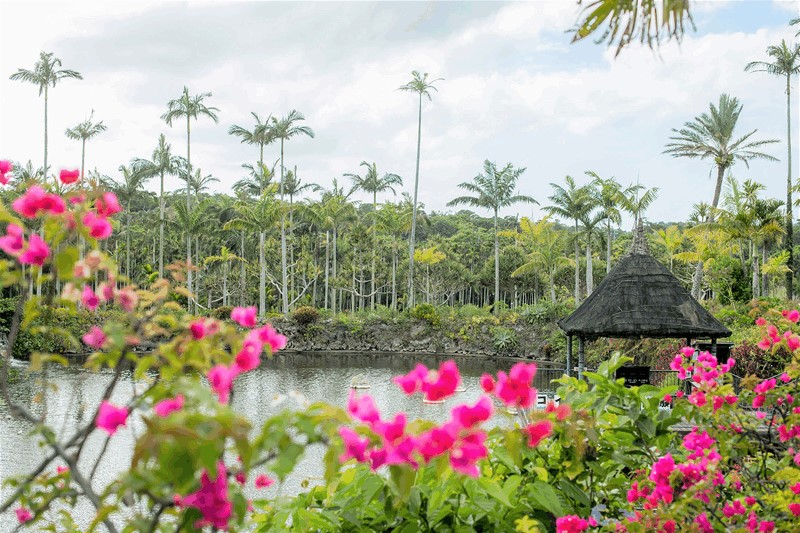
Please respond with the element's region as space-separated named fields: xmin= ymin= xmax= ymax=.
xmin=332 ymin=229 xmax=338 ymax=315
xmin=279 ymin=139 xmax=289 ymax=314
xmin=126 ymin=201 xmax=132 ymax=278
xmin=586 ymin=240 xmax=594 ymax=296
xmin=324 ymin=231 xmax=330 ymax=309
xmin=408 ymin=92 xmax=423 ymax=309
xmin=186 ymin=116 xmax=193 ymax=313
xmin=223 ymin=261 xmax=228 ymax=306
xmin=159 ymin=170 xmax=165 ymax=278
xmin=259 ymin=231 xmax=266 ymax=316
xmin=786 ymin=73 xmax=794 ymax=300
xmin=371 ymin=192 xmax=377 ymax=310
xmin=240 ymin=232 xmax=246 ymax=306
xmin=573 ymin=220 xmax=580 ymax=305
xmin=606 ymin=220 xmax=612 ymax=273
xmin=392 ymin=239 xmax=397 ymax=310
xmin=692 ymin=164 xmax=727 ymax=299
xmin=493 ymin=209 xmax=500 ymax=314
xmin=44 ymin=85 xmax=48 ymax=181
xmin=80 ymin=138 xmax=86 ymax=178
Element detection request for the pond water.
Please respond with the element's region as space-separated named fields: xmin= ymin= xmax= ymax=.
xmin=0 ymin=352 xmax=562 ymax=531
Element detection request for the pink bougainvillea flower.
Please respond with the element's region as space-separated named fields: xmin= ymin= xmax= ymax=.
xmin=254 ymin=323 xmax=287 ymax=352
xmin=755 ymin=317 xmax=767 ymax=326
xmin=393 ymin=363 xmax=428 ymax=395
xmin=15 ymin=507 xmax=32 ymax=523
xmin=189 ymin=318 xmax=210 ymax=340
xmin=56 ymin=466 xmax=69 ymax=474
xmin=207 ymin=364 xmax=236 ymax=404
xmin=339 ymin=426 xmax=370 ymax=463
xmin=0 ymin=160 xmax=12 ymax=184
xmin=479 ymin=373 xmax=495 ymax=393
xmin=788 ymin=310 xmax=800 ymax=323
xmin=95 ymin=192 xmax=122 ymax=217
xmin=18 ymin=234 xmax=49 ymax=266
xmin=174 ymin=462 xmax=232 ymax=530
xmin=69 ymin=193 xmax=86 ymax=205
xmin=81 ymin=284 xmax=100 ymax=311
xmin=545 ymin=401 xmax=571 ymax=421
xmin=234 ymin=471 xmax=246 ymax=485
xmin=416 ymin=425 xmax=457 ymax=462
xmin=422 ymin=360 xmax=461 ymax=402
xmin=254 ymin=474 xmax=274 ymax=489
xmin=0 ymin=224 xmax=25 ymax=257
xmin=96 ymin=401 xmax=129 ymax=436
xmin=555 ymin=515 xmax=589 ymax=533
xmin=82 ymin=211 xmax=113 ymax=239
xmin=82 ymin=326 xmax=106 ymax=349
xmin=494 ymin=362 xmax=538 ymax=408
xmin=231 ymin=306 xmax=257 ymax=328
xmin=154 ymin=395 xmax=185 ymax=417
xmin=98 ymin=282 xmax=115 ymax=302
xmin=347 ymin=390 xmax=381 ymax=425
xmin=524 ymin=419 xmax=553 ymax=447
xmin=757 ymin=338 xmax=772 ymax=350
xmin=59 ymin=169 xmax=80 ymax=184
xmin=788 ymin=335 xmax=800 ymax=352
xmin=452 ymin=396 xmax=493 ymax=429
xmin=12 ymin=186 xmax=65 ymax=218
xmin=116 ymin=287 xmax=138 ymax=312
xmin=234 ymin=335 xmax=263 ymax=373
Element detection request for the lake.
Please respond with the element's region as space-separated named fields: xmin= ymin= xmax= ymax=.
xmin=0 ymin=352 xmax=563 ymax=531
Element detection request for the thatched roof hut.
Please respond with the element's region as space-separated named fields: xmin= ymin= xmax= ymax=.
xmin=557 ymin=220 xmax=731 ymax=375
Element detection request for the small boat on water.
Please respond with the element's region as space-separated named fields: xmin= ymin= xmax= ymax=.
xmin=454 ymin=385 xmax=466 ymax=393
xmin=349 ymin=374 xmax=370 ymax=389
xmin=423 ymin=398 xmax=445 ymax=404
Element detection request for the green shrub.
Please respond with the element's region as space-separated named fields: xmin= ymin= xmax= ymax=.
xmin=409 ymin=303 xmax=441 ymax=327
xmin=491 ymin=326 xmax=518 ymax=353
xmin=455 ymin=304 xmax=486 ymax=319
xmin=209 ymin=306 xmax=234 ymax=321
xmin=292 ymin=306 xmax=320 ymax=326
xmin=519 ymin=301 xmax=572 ymax=325
xmin=0 ymin=297 xmax=18 ymax=334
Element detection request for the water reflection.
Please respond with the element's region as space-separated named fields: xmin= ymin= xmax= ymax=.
xmin=0 ymin=353 xmax=556 ymax=530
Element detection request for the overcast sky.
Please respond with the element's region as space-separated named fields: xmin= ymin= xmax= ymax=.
xmin=1 ymin=0 xmax=799 ymax=226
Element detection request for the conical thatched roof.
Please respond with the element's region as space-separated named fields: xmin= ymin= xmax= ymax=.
xmin=557 ymin=221 xmax=731 ymax=340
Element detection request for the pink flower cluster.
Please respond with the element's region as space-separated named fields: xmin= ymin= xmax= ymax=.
xmin=69 ymin=281 xmax=138 ymax=316
xmin=205 ymin=309 xmax=287 ymax=403
xmin=12 ymin=185 xmax=66 ymax=219
xmin=0 ymin=160 xmax=12 ymax=185
xmin=555 ymin=515 xmax=589 ymax=533
xmin=340 ymin=391 xmax=492 ymax=477
xmin=174 ymin=462 xmax=232 ymax=530
xmin=0 ymin=224 xmax=49 ymax=266
xmin=393 ymin=360 xmax=461 ymax=402
xmin=96 ymin=401 xmax=129 ymax=436
xmin=479 ymin=362 xmax=538 ymax=408
xmin=756 ymin=311 xmax=800 ymax=351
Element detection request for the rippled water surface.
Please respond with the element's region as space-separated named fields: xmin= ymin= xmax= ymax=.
xmin=0 ymin=352 xmax=559 ymax=531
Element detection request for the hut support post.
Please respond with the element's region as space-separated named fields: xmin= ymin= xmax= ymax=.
xmin=566 ymin=335 xmax=572 ymax=377
xmin=710 ymin=338 xmax=717 ymax=357
xmin=578 ymin=337 xmax=585 ymax=380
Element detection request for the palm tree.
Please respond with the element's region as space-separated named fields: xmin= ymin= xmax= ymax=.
xmin=64 ymin=111 xmax=107 ymax=178
xmin=204 ymin=246 xmax=244 ymax=307
xmin=10 ymin=51 xmax=83 ymax=181
xmin=619 ymin=183 xmax=659 ymax=225
xmin=447 ymin=161 xmax=536 ymax=314
xmin=346 ymin=161 xmax=403 ymax=309
xmin=184 ymin=168 xmax=219 ymax=197
xmin=234 ymin=161 xmax=277 ymax=197
xmin=109 ymin=164 xmax=151 ymax=279
xmin=653 ymin=225 xmax=683 ymax=273
xmin=746 ymin=41 xmax=800 ymax=299
xmin=270 ymin=110 xmax=315 ymax=314
xmin=225 ymin=194 xmax=280 ymax=316
xmin=228 ymin=112 xmax=274 ymax=171
xmin=283 ymin=166 xmax=320 ymax=301
xmin=543 ymin=176 xmax=594 ymax=305
xmin=131 ymin=134 xmax=182 ymax=278
xmin=512 ymin=217 xmax=572 ymax=303
xmin=664 ymin=94 xmax=779 ymax=299
xmin=399 ymin=70 xmax=442 ymax=309
xmin=161 ymin=87 xmax=220 ymax=312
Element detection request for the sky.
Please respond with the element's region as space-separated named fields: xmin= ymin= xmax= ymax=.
xmin=1 ymin=0 xmax=799 ymax=226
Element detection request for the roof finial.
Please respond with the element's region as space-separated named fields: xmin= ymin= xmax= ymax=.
xmin=628 ymin=217 xmax=650 ymax=256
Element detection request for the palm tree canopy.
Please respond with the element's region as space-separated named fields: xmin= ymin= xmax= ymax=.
xmin=9 ymin=51 xmax=82 ymax=95
xmin=745 ymin=40 xmax=800 ymax=86
xmin=543 ymin=175 xmax=594 ymax=224
xmin=345 ymin=161 xmax=403 ymax=198
xmin=271 ymin=110 xmax=314 ymax=142
xmin=110 ymin=164 xmax=152 ymax=203
xmin=65 ymin=111 xmax=107 ymax=141
xmin=283 ymin=168 xmax=320 ymax=198
xmin=447 ymin=160 xmax=536 ymax=213
xmin=664 ymin=94 xmax=779 ymax=170
xmin=228 ymin=112 xmax=274 ymax=147
xmin=161 ymin=86 xmax=220 ymax=126
xmin=234 ymin=161 xmax=278 ymax=197
xmin=397 ymin=71 xmax=443 ymax=100
xmin=131 ymin=134 xmax=183 ymax=181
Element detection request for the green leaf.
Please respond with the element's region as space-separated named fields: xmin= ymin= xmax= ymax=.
xmin=478 ymin=477 xmax=513 ymax=508
xmin=527 ymin=480 xmax=564 ymax=516
xmin=55 ymin=246 xmax=79 ymax=279
xmin=558 ymin=479 xmax=590 ymax=509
